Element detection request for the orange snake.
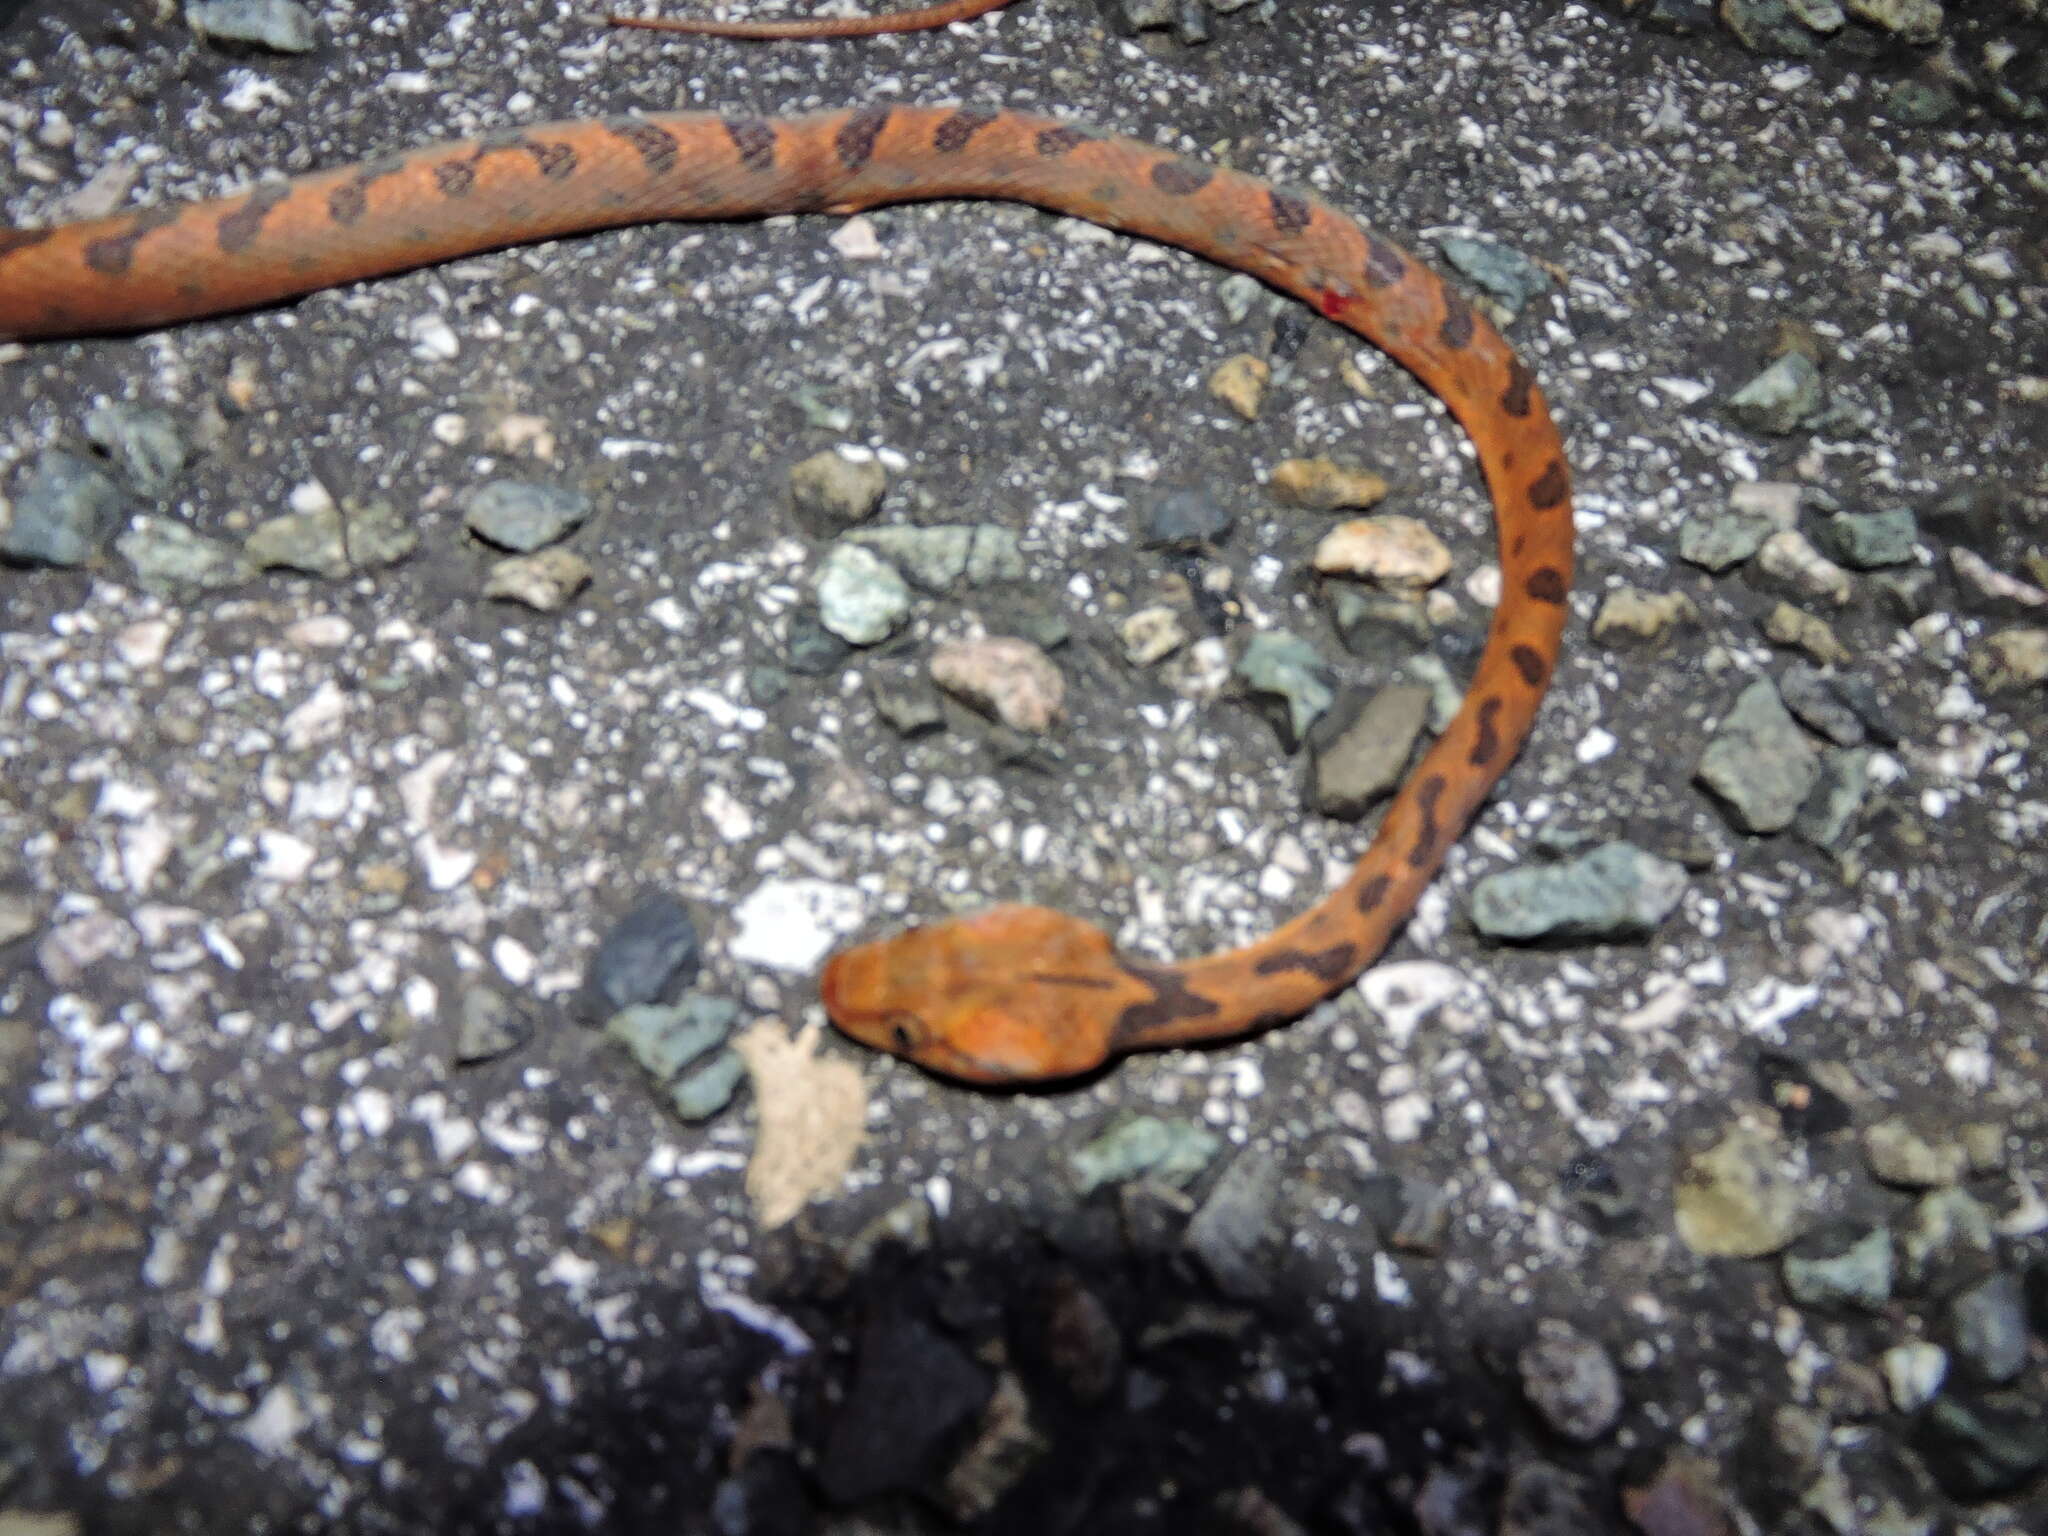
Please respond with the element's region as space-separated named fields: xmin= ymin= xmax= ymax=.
xmin=0 ymin=105 xmax=1574 ymax=1085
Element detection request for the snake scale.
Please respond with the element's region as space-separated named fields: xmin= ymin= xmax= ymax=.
xmin=0 ymin=104 xmax=1574 ymax=1084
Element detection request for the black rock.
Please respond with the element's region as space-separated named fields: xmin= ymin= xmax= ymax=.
xmin=575 ymin=893 xmax=699 ymax=1023
xmin=817 ymin=1312 xmax=993 ymax=1504
xmin=1911 ymin=1392 xmax=2048 ymax=1501
xmin=1140 ymin=486 xmax=1234 ymax=550
xmin=1270 ymin=306 xmax=1311 ymax=364
xmin=785 ymin=608 xmax=852 ymax=676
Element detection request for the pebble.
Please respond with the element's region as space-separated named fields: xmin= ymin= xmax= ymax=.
xmin=670 ymin=1049 xmax=747 ymax=1122
xmin=84 ymin=401 xmax=190 ymax=497
xmin=1793 ymin=748 xmax=1874 ymax=850
xmin=1678 ymin=508 xmax=1775 ymax=572
xmin=1881 ymin=1341 xmax=1948 ymax=1412
xmin=1911 ymin=1392 xmax=2048 ymax=1500
xmin=1845 ymin=0 xmax=1942 ymax=43
xmin=1329 ymin=587 xmax=1432 ymax=656
xmin=463 ymin=481 xmax=589 ymax=552
xmin=1727 ymin=480 xmax=1805 ymax=527
xmin=116 ymin=517 xmax=255 ymax=597
xmin=1819 ymin=507 xmax=1918 ymax=569
xmin=1899 ymin=1188 xmax=1996 ymax=1293
xmin=188 ymin=0 xmax=318 ymax=52
xmin=784 ymin=608 xmax=852 ymax=675
xmin=1727 ymin=351 xmax=1823 ymax=435
xmin=1070 ymin=1115 xmax=1219 ymax=1196
xmin=1182 ymin=1149 xmax=1281 ymax=1301
xmin=574 ymin=892 xmax=699 ymax=1023
xmin=1782 ymin=1222 xmax=1894 ymax=1310
xmin=817 ymin=1313 xmax=991 ymax=1504
xmin=1469 ymin=840 xmax=1687 ymax=942
xmin=727 ymin=878 xmax=864 ymax=971
xmin=815 ymin=542 xmax=912 ymax=645
xmin=483 ymin=548 xmax=592 ymax=611
xmin=1312 ymin=685 xmax=1432 ymax=819
xmin=1761 ymin=601 xmax=1851 ymax=665
xmin=1 ymin=449 xmax=126 ymax=567
xmin=1267 ymin=457 xmax=1389 ymax=512
xmin=845 ymin=524 xmax=1023 ymax=590
xmin=1621 ymin=1454 xmax=1733 ymax=1536
xmin=1775 ymin=662 xmax=1865 ymax=746
xmin=1312 ymin=514 xmax=1454 ymax=589
xmin=1207 ymin=352 xmax=1270 ymax=419
xmin=1434 ymin=235 xmax=1553 ymax=318
xmin=455 ymin=987 xmax=531 ymax=1065
xmin=930 ymin=636 xmax=1064 ymax=733
xmin=1140 ymin=486 xmax=1235 ymax=548
xmin=1950 ymin=546 xmax=2046 ymax=614
xmin=789 ymin=448 xmax=886 ymax=533
xmin=1592 ymin=587 xmax=1698 ymax=643
xmin=1120 ymin=605 xmax=1189 ymax=666
xmin=1969 ymin=627 xmax=2048 ymax=693
xmin=1863 ymin=1117 xmax=1968 ymax=1189
xmin=868 ymin=671 xmax=946 ymax=736
xmin=1757 ymin=529 xmax=1852 ymax=605
xmin=1235 ymin=631 xmax=1334 ymax=747
xmin=1695 ymin=678 xmax=1822 ymax=834
xmin=1948 ymin=1270 xmax=2029 ymax=1384
xmin=938 ymin=1372 xmax=1048 ymax=1522
xmin=244 ymin=498 xmax=416 ymax=576
xmin=1517 ymin=1322 xmax=1623 ymax=1442
xmin=1673 ymin=1117 xmax=1809 ymax=1258
xmin=605 ymin=994 xmax=739 ymax=1082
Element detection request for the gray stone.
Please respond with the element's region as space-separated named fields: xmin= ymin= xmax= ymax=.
xmin=1727 ymin=351 xmax=1823 ymax=435
xmin=1819 ymin=508 xmax=1918 ymax=569
xmin=815 ymin=542 xmax=911 ymax=646
xmin=455 ymin=987 xmax=530 ymax=1064
xmin=1235 ymin=631 xmax=1334 ymax=747
xmin=1183 ymin=1149 xmax=1281 ymax=1300
xmin=1900 ymin=1187 xmax=1997 ymax=1293
xmin=845 ymin=524 xmax=1023 ymax=590
xmin=463 ymin=481 xmax=590 ymax=552
xmin=85 ymin=401 xmax=190 ymax=497
xmin=1140 ymin=486 xmax=1234 ymax=549
xmin=1845 ymin=0 xmax=1944 ymax=44
xmin=1330 ymin=586 xmax=1431 ymax=656
xmin=1912 ymin=1392 xmax=2048 ymax=1501
xmin=188 ymin=0 xmax=318 ymax=51
xmin=116 ymin=517 xmax=255 ymax=597
xmin=1949 ymin=1271 xmax=2029 ymax=1384
xmin=1794 ymin=747 xmax=1876 ymax=850
xmin=1469 ymin=841 xmax=1687 ymax=942
xmin=605 ymin=993 xmax=738 ymax=1082
xmin=669 ymin=1048 xmax=746 ymax=1121
xmin=784 ymin=608 xmax=852 ymax=676
xmin=1517 ymin=1322 xmax=1623 ymax=1442
xmin=1777 ymin=663 xmax=1866 ymax=746
xmin=2 ymin=449 xmax=126 ymax=567
xmin=1782 ymin=1223 xmax=1894 ymax=1311
xmin=245 ymin=499 xmax=416 ymax=577
xmin=1678 ymin=509 xmax=1775 ymax=572
xmin=869 ymin=673 xmax=946 ymax=736
xmin=1070 ymin=1116 xmax=1220 ymax=1196
xmin=1434 ymin=235 xmax=1552 ymax=319
xmin=576 ymin=893 xmax=700 ymax=1023
xmin=1696 ymin=679 xmax=1822 ymax=834
xmin=1312 ymin=685 xmax=1432 ymax=819
xmin=1720 ymin=0 xmax=1825 ymax=53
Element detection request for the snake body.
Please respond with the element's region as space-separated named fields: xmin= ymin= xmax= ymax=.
xmin=0 ymin=105 xmax=1573 ymax=1084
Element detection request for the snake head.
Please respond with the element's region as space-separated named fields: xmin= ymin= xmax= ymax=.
xmin=820 ymin=903 xmax=1142 ymax=1085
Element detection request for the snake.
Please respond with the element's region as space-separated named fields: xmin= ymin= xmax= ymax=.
xmin=0 ymin=104 xmax=1573 ymax=1085
xmin=605 ymin=0 xmax=1017 ymax=39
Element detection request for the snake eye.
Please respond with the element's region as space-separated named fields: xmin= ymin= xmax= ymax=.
xmin=887 ymin=1014 xmax=919 ymax=1052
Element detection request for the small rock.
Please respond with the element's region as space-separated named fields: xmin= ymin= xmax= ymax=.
xmin=1881 ymin=1341 xmax=1949 ymax=1412
xmin=790 ymin=449 xmax=886 ymax=532
xmin=1267 ymin=457 xmax=1390 ymax=512
xmin=1517 ymin=1322 xmax=1623 ymax=1442
xmin=1969 ymin=627 xmax=2048 ymax=693
xmin=455 ymin=987 xmax=530 ymax=1064
xmin=0 ymin=891 xmax=39 ymax=948
xmin=1469 ymin=841 xmax=1687 ymax=942
xmin=1728 ymin=480 xmax=1806 ymax=526
xmin=1434 ymin=235 xmax=1553 ymax=318
xmin=1183 ymin=1149 xmax=1281 ymax=1301
xmin=463 ymin=480 xmax=590 ymax=552
xmin=1727 ymin=351 xmax=1823 ymax=435
xmin=815 ymin=542 xmax=912 ymax=646
xmin=1845 ymin=0 xmax=1943 ymax=44
xmin=245 ymin=498 xmax=415 ymax=576
xmin=116 ymin=517 xmax=255 ymax=597
xmin=189 ymin=0 xmax=318 ymax=51
xmin=1871 ymin=567 xmax=1937 ymax=621
xmin=784 ymin=608 xmax=851 ymax=675
xmin=1679 ymin=509 xmax=1775 ymax=572
xmin=1757 ymin=529 xmax=1852 ymax=606
xmin=1762 ymin=601 xmax=1851 ymax=665
xmin=938 ymin=1372 xmax=1047 ymax=1522
xmin=576 ymin=893 xmax=700 ymax=1023
xmin=1674 ymin=1117 xmax=1809 ymax=1259
xmin=1950 ymin=546 xmax=2048 ymax=614
xmin=1497 ymin=1460 xmax=1598 ymax=1536
xmin=1782 ymin=1222 xmax=1894 ymax=1311
xmin=1911 ymin=1392 xmax=2048 ymax=1500
xmin=1140 ymin=486 xmax=1234 ymax=548
xmin=1622 ymin=1454 xmax=1733 ymax=1536
xmin=1120 ymin=605 xmax=1189 ymax=666
xmin=1864 ymin=1118 xmax=1968 ymax=1189
xmin=869 ymin=671 xmax=946 ymax=736
xmin=1695 ymin=678 xmax=1822 ymax=834
xmin=85 ymin=401 xmax=190 ymax=497
xmin=483 ymin=548 xmax=592 ymax=611
xmin=1208 ymin=353 xmax=1270 ymax=420
xmin=1592 ymin=587 xmax=1698 ymax=643
xmin=2 ymin=449 xmax=126 ymax=567
xmin=1561 ymin=1152 xmax=1636 ymax=1226
xmin=606 ymin=994 xmax=738 ymax=1083
xmin=1236 ymin=631 xmax=1334 ymax=747
xmin=1776 ymin=663 xmax=1866 ymax=746
xmin=930 ymin=636 xmax=1064 ymax=733
xmin=1312 ymin=685 xmax=1432 ymax=819
xmin=1313 ymin=514 xmax=1454 ymax=589
xmin=1959 ymin=1121 xmax=2005 ymax=1174
xmin=1949 ymin=1271 xmax=2029 ymax=1384
xmin=1070 ymin=1115 xmax=1220 ymax=1195
xmin=670 ymin=1049 xmax=747 ymax=1122
xmin=1819 ymin=508 xmax=1918 ymax=570
xmin=1887 ymin=76 xmax=1961 ymax=125
xmin=845 ymin=524 xmax=1024 ymax=590
xmin=817 ymin=1313 xmax=992 ymax=1504
xmin=1330 ymin=587 xmax=1432 ymax=656
xmin=1899 ymin=1187 xmax=1997 ymax=1293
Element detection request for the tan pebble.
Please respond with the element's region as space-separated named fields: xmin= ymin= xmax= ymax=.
xmin=931 ymin=636 xmax=1065 ymax=733
xmin=1970 ymin=627 xmax=2048 ymax=693
xmin=1951 ymin=547 xmax=2047 ymax=610
xmin=1207 ymin=353 xmax=1270 ymax=421
xmin=1119 ymin=605 xmax=1188 ymax=667
xmin=1758 ymin=529 xmax=1852 ymax=606
xmin=1312 ymin=514 xmax=1453 ymax=589
xmin=1761 ymin=601 xmax=1851 ymax=665
xmin=1727 ymin=481 xmax=1804 ymax=529
xmin=484 ymin=548 xmax=593 ymax=612
xmin=1268 ymin=456 xmax=1390 ymax=511
xmin=1592 ymin=587 xmax=1699 ymax=644
xmin=790 ymin=448 xmax=887 ymax=530
xmin=487 ymin=413 xmax=558 ymax=461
